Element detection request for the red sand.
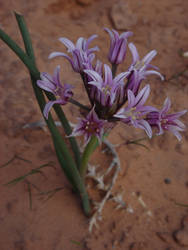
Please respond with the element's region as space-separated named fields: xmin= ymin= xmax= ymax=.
xmin=0 ymin=0 xmax=188 ymax=249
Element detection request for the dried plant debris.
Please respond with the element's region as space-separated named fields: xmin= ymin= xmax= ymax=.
xmin=22 ymin=119 xmax=62 ymax=131
xmin=87 ymin=139 xmax=121 ymax=232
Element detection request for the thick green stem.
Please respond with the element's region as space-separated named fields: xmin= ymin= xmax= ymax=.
xmin=79 ymin=136 xmax=98 ymax=178
xmin=79 ymin=132 xmax=109 ymax=178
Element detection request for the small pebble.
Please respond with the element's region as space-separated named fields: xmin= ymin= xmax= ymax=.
xmin=110 ymin=1 xmax=137 ymax=30
xmin=76 ymin=0 xmax=92 ymax=6
xmin=164 ymin=178 xmax=171 ymax=184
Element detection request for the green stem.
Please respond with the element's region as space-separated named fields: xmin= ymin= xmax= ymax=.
xmin=79 ymin=136 xmax=98 ymax=178
xmin=79 ymin=132 xmax=109 ymax=177
xmin=0 ymin=13 xmax=90 ymax=215
xmin=69 ymin=98 xmax=90 ymax=111
xmin=45 ymin=92 xmax=81 ymax=167
xmin=31 ymin=76 xmax=91 ymax=216
xmin=14 ymin=12 xmax=81 ymax=168
xmin=14 ymin=12 xmax=36 ymax=63
xmin=112 ymin=63 xmax=118 ymax=77
xmin=0 ymin=28 xmax=39 ymax=78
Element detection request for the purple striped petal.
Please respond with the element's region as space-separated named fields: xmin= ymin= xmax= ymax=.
xmin=37 ymin=80 xmax=55 ymax=93
xmin=104 ymin=64 xmax=112 ymax=85
xmin=127 ymin=89 xmax=136 ymax=107
xmin=167 ymin=126 xmax=182 ymax=141
xmin=161 ymin=97 xmax=171 ymax=114
xmin=43 ymin=100 xmax=63 ymax=119
xmin=135 ymin=84 xmax=150 ymax=106
xmin=120 ymin=31 xmax=133 ymax=39
xmin=142 ymin=50 xmax=157 ymax=65
xmin=166 ymin=110 xmax=187 ymax=120
xmin=129 ymin=43 xmax=140 ymax=64
xmin=114 ymin=71 xmax=129 ymax=84
xmin=76 ymin=37 xmax=85 ymax=50
xmin=86 ymin=34 xmax=98 ymax=49
xmin=53 ymin=65 xmax=61 ymax=86
xmin=144 ymin=70 xmax=164 ymax=80
xmin=59 ymin=37 xmax=75 ymax=52
xmin=84 ymin=69 xmax=103 ymax=82
xmin=137 ymin=120 xmax=152 ymax=138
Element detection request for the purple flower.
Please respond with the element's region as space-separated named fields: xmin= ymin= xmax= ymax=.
xmin=104 ymin=28 xmax=133 ymax=64
xmin=37 ymin=66 xmax=73 ymax=119
xmin=49 ymin=35 xmax=99 ymax=73
xmin=114 ymin=85 xmax=157 ymax=138
xmin=70 ymin=108 xmax=106 ymax=144
xmin=127 ymin=43 xmax=164 ymax=95
xmin=84 ymin=64 xmax=129 ymax=107
xmin=146 ymin=97 xmax=187 ymax=141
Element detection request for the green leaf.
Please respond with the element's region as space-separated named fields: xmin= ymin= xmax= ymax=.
xmin=4 ymin=163 xmax=53 ymax=186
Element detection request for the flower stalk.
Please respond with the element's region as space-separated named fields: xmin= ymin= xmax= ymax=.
xmin=79 ymin=136 xmax=98 ymax=178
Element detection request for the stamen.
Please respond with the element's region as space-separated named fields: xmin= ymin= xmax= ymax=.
xmin=102 ymin=85 xmax=111 ymax=95
xmin=134 ymin=60 xmax=145 ymax=70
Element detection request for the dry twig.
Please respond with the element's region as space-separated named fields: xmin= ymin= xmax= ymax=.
xmin=88 ymin=139 xmax=121 ymax=232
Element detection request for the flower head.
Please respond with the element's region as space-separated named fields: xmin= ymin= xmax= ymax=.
xmin=104 ymin=28 xmax=133 ymax=64
xmin=49 ymin=35 xmax=99 ymax=73
xmin=84 ymin=64 xmax=129 ymax=112
xmin=37 ymin=65 xmax=73 ymax=119
xmin=114 ymin=85 xmax=157 ymax=138
xmin=146 ymin=97 xmax=187 ymax=141
xmin=71 ymin=108 xmax=106 ymax=144
xmin=127 ymin=43 xmax=164 ymax=95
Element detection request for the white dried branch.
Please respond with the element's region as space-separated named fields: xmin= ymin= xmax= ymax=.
xmin=86 ymin=165 xmax=108 ymax=191
xmin=22 ymin=119 xmax=76 ymax=129
xmin=22 ymin=119 xmax=62 ymax=131
xmin=89 ymin=139 xmax=121 ymax=232
xmin=86 ymin=164 xmax=98 ymax=177
xmin=111 ymin=193 xmax=126 ymax=210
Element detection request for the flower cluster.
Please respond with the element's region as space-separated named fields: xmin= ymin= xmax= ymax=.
xmin=37 ymin=28 xmax=186 ymax=143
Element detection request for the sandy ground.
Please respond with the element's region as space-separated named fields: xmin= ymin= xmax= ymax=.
xmin=0 ymin=0 xmax=188 ymax=249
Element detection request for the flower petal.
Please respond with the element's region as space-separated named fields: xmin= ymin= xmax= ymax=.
xmin=161 ymin=97 xmax=171 ymax=114
xmin=168 ymin=126 xmax=183 ymax=141
xmin=104 ymin=64 xmax=113 ymax=85
xmin=84 ymin=69 xmax=103 ymax=82
xmin=53 ymin=65 xmax=61 ymax=86
xmin=37 ymin=80 xmax=55 ymax=93
xmin=104 ymin=27 xmax=114 ymax=41
xmin=144 ymin=70 xmax=164 ymax=80
xmin=59 ymin=37 xmax=75 ymax=52
xmin=137 ymin=119 xmax=153 ymax=138
xmin=114 ymin=71 xmax=129 ymax=84
xmin=135 ymin=84 xmax=150 ymax=106
xmin=127 ymin=89 xmax=136 ymax=107
xmin=120 ymin=31 xmax=133 ymax=39
xmin=142 ymin=50 xmax=157 ymax=65
xmin=43 ymin=100 xmax=62 ymax=119
xmin=128 ymin=43 xmax=140 ymax=64
xmin=86 ymin=34 xmax=98 ymax=49
xmin=76 ymin=37 xmax=85 ymax=50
